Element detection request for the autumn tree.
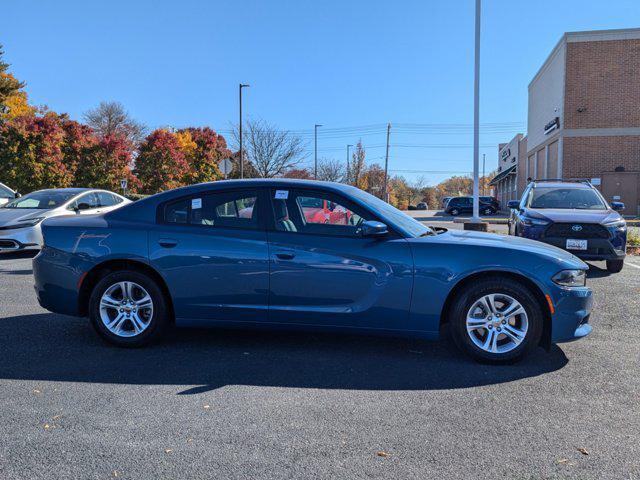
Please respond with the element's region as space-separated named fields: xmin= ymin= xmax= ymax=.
xmin=232 ymin=119 xmax=305 ymax=178
xmin=134 ymin=130 xmax=190 ymax=194
xmin=177 ymin=127 xmax=231 ymax=184
xmin=348 ymin=141 xmax=367 ymax=189
xmin=74 ymin=134 xmax=140 ymax=193
xmin=0 ymin=113 xmax=74 ymax=192
xmin=83 ymin=101 xmax=147 ymax=146
xmin=0 ymin=44 xmax=35 ymax=120
xmin=283 ymin=167 xmax=313 ymax=179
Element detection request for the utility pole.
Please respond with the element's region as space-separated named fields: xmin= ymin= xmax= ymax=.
xmin=314 ymin=124 xmax=322 ymax=179
xmin=482 ymin=153 xmax=486 ymax=195
xmin=239 ymin=84 xmax=250 ymax=179
xmin=466 ymin=0 xmax=486 ymax=231
xmin=383 ymin=123 xmax=391 ymax=201
xmin=346 ymin=144 xmax=353 ymax=183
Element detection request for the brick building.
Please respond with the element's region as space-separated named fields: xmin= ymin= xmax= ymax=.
xmin=496 ymin=28 xmax=640 ymax=215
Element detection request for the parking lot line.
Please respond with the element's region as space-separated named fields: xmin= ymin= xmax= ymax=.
xmin=624 ymin=261 xmax=640 ymax=269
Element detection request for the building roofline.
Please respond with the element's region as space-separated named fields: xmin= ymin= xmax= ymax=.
xmin=528 ymin=27 xmax=640 ymax=89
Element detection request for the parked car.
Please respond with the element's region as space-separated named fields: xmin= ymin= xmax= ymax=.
xmin=416 ymin=202 xmax=427 ymax=210
xmin=480 ymin=196 xmax=500 ymax=212
xmin=0 ymin=182 xmax=18 ymax=206
xmin=0 ymin=188 xmax=129 ymax=251
xmin=445 ymin=196 xmax=496 ymax=216
xmin=508 ymin=179 xmax=626 ymax=273
xmin=442 ymin=197 xmax=452 ymax=209
xmin=33 ymin=179 xmax=593 ymax=364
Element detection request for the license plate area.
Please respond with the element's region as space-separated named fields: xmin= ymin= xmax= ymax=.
xmin=566 ymin=239 xmax=588 ymax=250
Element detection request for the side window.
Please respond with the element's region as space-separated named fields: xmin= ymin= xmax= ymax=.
xmin=96 ymin=192 xmax=115 ymax=207
xmin=69 ymin=193 xmax=99 ymax=210
xmin=162 ymin=191 xmax=259 ymax=229
xmin=273 ymin=190 xmax=370 ymax=237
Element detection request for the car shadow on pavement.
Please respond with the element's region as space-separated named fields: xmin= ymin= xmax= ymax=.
xmin=0 ymin=313 xmax=568 ymax=394
xmin=585 ymin=262 xmax=611 ymax=278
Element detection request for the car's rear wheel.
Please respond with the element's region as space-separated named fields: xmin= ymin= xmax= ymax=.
xmin=606 ymin=259 xmax=624 ymax=273
xmin=449 ymin=277 xmax=543 ymax=363
xmin=89 ymin=270 xmax=170 ymax=347
xmin=482 ymin=207 xmax=494 ymax=216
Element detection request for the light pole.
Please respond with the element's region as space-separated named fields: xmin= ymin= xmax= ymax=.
xmin=383 ymin=123 xmax=391 ymax=201
xmin=314 ymin=124 xmax=322 ymax=179
xmin=346 ymin=144 xmax=353 ymax=183
xmin=466 ymin=0 xmax=486 ymax=231
xmin=239 ymin=83 xmax=250 ymax=179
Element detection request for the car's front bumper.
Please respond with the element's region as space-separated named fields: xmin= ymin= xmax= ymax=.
xmin=0 ymin=225 xmax=42 ymax=251
xmin=550 ymin=285 xmax=594 ymax=343
xmin=540 ymin=236 xmax=625 ymax=261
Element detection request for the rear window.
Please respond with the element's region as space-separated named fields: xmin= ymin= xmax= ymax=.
xmin=163 ymin=190 xmax=259 ymax=229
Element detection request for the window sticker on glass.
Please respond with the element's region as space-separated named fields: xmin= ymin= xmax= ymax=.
xmin=274 ymin=190 xmax=289 ymax=200
xmin=191 ymin=198 xmax=202 ymax=209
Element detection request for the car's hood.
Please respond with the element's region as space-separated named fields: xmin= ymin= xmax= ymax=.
xmin=526 ymin=208 xmax=619 ymax=224
xmin=0 ymin=208 xmax=52 ymax=226
xmin=413 ymin=229 xmax=586 ymax=268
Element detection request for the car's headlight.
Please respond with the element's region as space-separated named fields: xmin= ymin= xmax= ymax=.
xmin=552 ymin=269 xmax=587 ymax=287
xmin=17 ymin=217 xmax=45 ymax=228
xmin=603 ymin=218 xmax=626 ymax=229
xmin=522 ymin=216 xmax=550 ymax=226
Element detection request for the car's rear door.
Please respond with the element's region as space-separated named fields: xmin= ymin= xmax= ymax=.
xmin=266 ymin=187 xmax=413 ymax=331
xmin=149 ymin=188 xmax=270 ymax=324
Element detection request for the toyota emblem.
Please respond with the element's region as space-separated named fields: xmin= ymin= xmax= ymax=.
xmin=572 ymin=225 xmax=583 ymax=232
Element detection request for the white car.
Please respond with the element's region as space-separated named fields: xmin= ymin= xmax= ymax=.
xmin=0 ymin=182 xmax=17 ymax=206
xmin=0 ymin=188 xmax=130 ymax=251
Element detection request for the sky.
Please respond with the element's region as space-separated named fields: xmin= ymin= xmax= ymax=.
xmin=3 ymin=0 xmax=639 ymax=184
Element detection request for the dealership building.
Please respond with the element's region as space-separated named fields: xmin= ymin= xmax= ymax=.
xmin=491 ymin=28 xmax=640 ymax=215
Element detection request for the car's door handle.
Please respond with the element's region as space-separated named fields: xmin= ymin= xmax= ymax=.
xmin=275 ymin=250 xmax=295 ymax=260
xmin=158 ymin=238 xmax=178 ymax=248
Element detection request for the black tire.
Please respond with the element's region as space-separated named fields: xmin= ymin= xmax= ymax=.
xmin=606 ymin=259 xmax=624 ymax=273
xmin=449 ymin=208 xmax=459 ymax=216
xmin=448 ymin=277 xmax=544 ymax=364
xmin=88 ymin=270 xmax=170 ymax=347
xmin=482 ymin=207 xmax=494 ymax=216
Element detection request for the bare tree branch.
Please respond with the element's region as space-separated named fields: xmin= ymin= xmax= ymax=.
xmin=317 ymin=158 xmax=345 ymax=182
xmin=231 ymin=119 xmax=306 ymax=178
xmin=83 ymin=101 xmax=147 ymax=145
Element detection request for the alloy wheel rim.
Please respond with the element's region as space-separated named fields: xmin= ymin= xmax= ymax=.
xmin=465 ymin=293 xmax=528 ymax=354
xmin=99 ymin=281 xmax=154 ymax=337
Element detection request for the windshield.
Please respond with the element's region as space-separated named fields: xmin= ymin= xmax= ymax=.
xmin=3 ymin=191 xmax=77 ymax=209
xmin=349 ymin=187 xmax=432 ymax=237
xmin=529 ymin=187 xmax=607 ymax=210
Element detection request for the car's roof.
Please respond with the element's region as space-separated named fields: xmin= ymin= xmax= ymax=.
xmin=531 ymin=182 xmax=591 ymax=189
xmin=32 ymin=188 xmax=93 ymax=194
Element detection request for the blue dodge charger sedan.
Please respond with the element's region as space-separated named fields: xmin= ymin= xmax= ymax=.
xmin=33 ymin=179 xmax=593 ymax=363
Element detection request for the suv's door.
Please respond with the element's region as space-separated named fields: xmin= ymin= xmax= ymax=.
xmin=266 ymin=188 xmax=413 ymax=330
xmin=149 ymin=188 xmax=269 ymax=324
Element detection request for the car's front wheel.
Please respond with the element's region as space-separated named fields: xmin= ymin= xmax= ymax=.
xmin=449 ymin=277 xmax=543 ymax=363
xmin=606 ymin=259 xmax=624 ymax=273
xmin=88 ymin=270 xmax=170 ymax=347
xmin=449 ymin=208 xmax=459 ymax=216
xmin=482 ymin=207 xmax=494 ymax=216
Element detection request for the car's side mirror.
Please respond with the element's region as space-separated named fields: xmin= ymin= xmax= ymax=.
xmin=14 ymin=192 xmax=21 ymax=198
xmin=75 ymin=202 xmax=92 ymax=212
xmin=507 ymin=200 xmax=520 ymax=209
xmin=611 ymin=201 xmax=625 ymax=211
xmin=360 ymin=220 xmax=388 ymax=237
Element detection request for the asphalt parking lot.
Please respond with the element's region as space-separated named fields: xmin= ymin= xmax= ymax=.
xmin=1 ymin=250 xmax=639 ymax=479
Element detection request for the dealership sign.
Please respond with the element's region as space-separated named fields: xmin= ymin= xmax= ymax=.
xmin=544 ymin=117 xmax=560 ymax=135
xmin=500 ymin=148 xmax=511 ymax=161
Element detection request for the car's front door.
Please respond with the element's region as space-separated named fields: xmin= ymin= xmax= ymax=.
xmin=149 ymin=188 xmax=269 ymax=324
xmin=266 ymin=188 xmax=414 ymax=331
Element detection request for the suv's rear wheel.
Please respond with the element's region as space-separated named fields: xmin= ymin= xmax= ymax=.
xmin=606 ymin=259 xmax=624 ymax=273
xmin=449 ymin=277 xmax=543 ymax=363
xmin=89 ymin=270 xmax=170 ymax=347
